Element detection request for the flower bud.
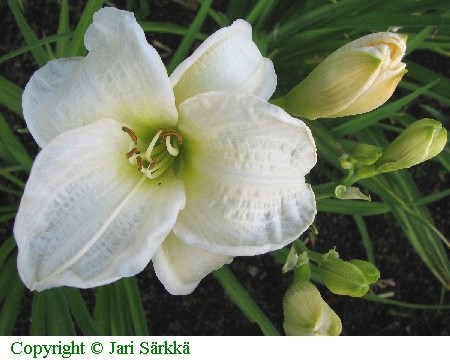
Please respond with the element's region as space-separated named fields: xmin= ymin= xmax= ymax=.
xmin=339 ymin=154 xmax=354 ymax=170
xmin=375 ymin=119 xmax=447 ymax=173
xmin=319 ymin=260 xmax=369 ymax=297
xmin=350 ymin=144 xmax=383 ymax=165
xmin=283 ymin=280 xmax=342 ymax=336
xmin=348 ymin=259 xmax=380 ymax=284
xmin=276 ymin=32 xmax=407 ymax=120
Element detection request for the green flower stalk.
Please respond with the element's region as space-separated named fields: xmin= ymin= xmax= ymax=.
xmin=273 ymin=32 xmax=407 ymax=120
xmin=375 ymin=119 xmax=447 ymax=173
xmin=283 ymin=280 xmax=342 ymax=336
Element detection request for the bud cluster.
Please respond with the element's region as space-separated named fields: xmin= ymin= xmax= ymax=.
xmin=281 ymin=241 xmax=380 ymax=336
xmin=342 ymin=119 xmax=447 ymax=184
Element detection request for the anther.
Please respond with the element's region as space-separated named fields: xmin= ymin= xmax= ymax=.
xmin=150 ymin=157 xmax=158 ymax=169
xmin=126 ymin=147 xmax=139 ymax=158
xmin=136 ymin=156 xmax=143 ymax=170
xmin=160 ymin=129 xmax=182 ymax=145
xmin=122 ymin=126 xmax=138 ymax=144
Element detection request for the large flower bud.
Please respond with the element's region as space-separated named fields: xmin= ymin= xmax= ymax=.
xmin=283 ymin=280 xmax=342 ymax=336
xmin=375 ymin=119 xmax=447 ymax=173
xmin=276 ymin=32 xmax=407 ymax=119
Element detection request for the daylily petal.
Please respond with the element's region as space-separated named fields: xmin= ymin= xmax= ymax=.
xmin=170 ymin=19 xmax=276 ymax=105
xmin=15 ymin=118 xmax=185 ymax=291
xmin=178 ymin=91 xmax=316 ymax=178
xmin=153 ymin=232 xmax=232 ymax=295
xmin=174 ymin=91 xmax=316 ymax=255
xmin=23 ymin=7 xmax=177 ymax=148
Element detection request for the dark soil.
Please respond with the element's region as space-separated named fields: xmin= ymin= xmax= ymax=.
xmin=1 ymin=0 xmax=448 ymax=336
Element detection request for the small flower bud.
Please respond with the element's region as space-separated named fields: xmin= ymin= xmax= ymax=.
xmin=275 ymin=32 xmax=407 ymax=119
xmin=348 ymin=259 xmax=380 ymax=284
xmin=283 ymin=280 xmax=342 ymax=336
xmin=319 ymin=260 xmax=369 ymax=297
xmin=339 ymin=154 xmax=354 ymax=170
xmin=375 ymin=119 xmax=447 ymax=173
xmin=350 ymin=144 xmax=383 ymax=165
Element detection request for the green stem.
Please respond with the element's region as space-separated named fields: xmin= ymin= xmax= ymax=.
xmin=213 ymin=266 xmax=281 ymax=336
xmin=167 ymin=0 xmax=213 ymax=74
xmin=294 ymin=240 xmax=323 ymax=263
xmin=345 ymin=164 xmax=377 ymax=185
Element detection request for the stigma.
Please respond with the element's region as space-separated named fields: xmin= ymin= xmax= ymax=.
xmin=122 ymin=126 xmax=182 ymax=179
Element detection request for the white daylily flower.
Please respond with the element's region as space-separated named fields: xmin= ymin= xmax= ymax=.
xmin=15 ymin=8 xmax=317 ymax=295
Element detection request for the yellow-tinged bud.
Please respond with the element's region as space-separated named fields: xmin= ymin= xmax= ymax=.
xmin=275 ymin=32 xmax=407 ymax=120
xmin=348 ymin=259 xmax=380 ymax=284
xmin=319 ymin=260 xmax=369 ymax=297
xmin=375 ymin=119 xmax=447 ymax=173
xmin=283 ymin=280 xmax=342 ymax=336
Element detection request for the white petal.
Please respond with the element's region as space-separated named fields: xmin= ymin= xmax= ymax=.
xmin=14 ymin=118 xmax=185 ymax=291
xmin=170 ymin=19 xmax=276 ymax=105
xmin=174 ymin=91 xmax=316 ymax=256
xmin=153 ymin=233 xmax=232 ymax=295
xmin=178 ymin=91 xmax=317 ymax=178
xmin=23 ymin=7 xmax=177 ymax=148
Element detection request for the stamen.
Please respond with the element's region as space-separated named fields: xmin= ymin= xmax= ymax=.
xmin=149 ymin=157 xmax=158 ymax=169
xmin=122 ymin=126 xmax=138 ymax=144
xmin=149 ymin=142 xmax=166 ymax=157
xmin=126 ymin=147 xmax=139 ymax=158
xmin=143 ymin=157 xmax=158 ymax=175
xmin=165 ymin=136 xmax=179 ymax=156
xmin=145 ymin=130 xmax=163 ymax=162
xmin=160 ymin=129 xmax=182 ymax=145
xmin=136 ymin=156 xmax=143 ymax=171
xmin=124 ymin=127 xmax=182 ymax=180
xmin=150 ymin=153 xmax=172 ymax=173
xmin=147 ymin=157 xmax=176 ymax=179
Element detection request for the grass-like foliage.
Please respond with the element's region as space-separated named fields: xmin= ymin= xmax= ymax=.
xmin=0 ymin=0 xmax=449 ymax=335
